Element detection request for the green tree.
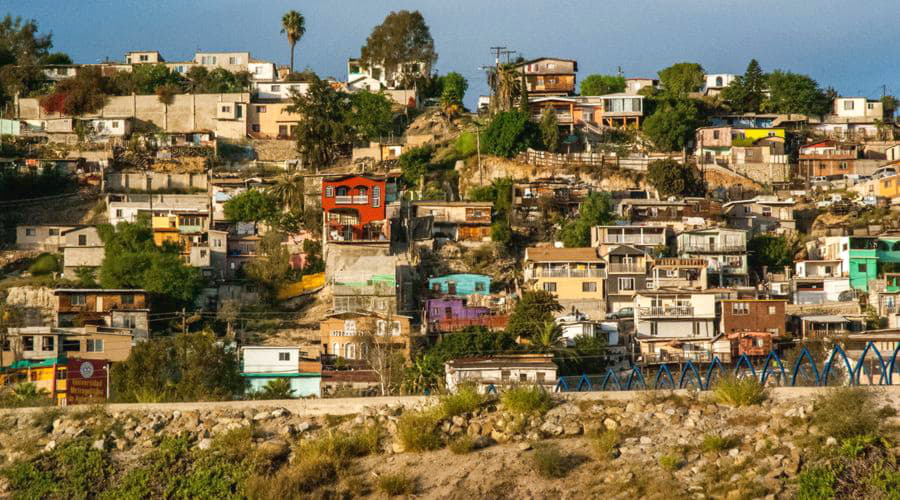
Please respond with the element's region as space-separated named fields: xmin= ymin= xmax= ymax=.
xmin=244 ymin=232 xmax=292 ymax=303
xmin=266 ymin=172 xmax=305 ymax=212
xmin=0 ymin=15 xmax=53 ymax=104
xmin=646 ymin=158 xmax=705 ymax=198
xmin=110 ymin=333 xmax=243 ymax=402
xmin=642 ymin=98 xmax=702 ymax=151
xmin=881 ymin=95 xmax=897 ymax=120
xmin=506 ymin=291 xmax=563 ymax=340
xmin=398 ymin=145 xmax=433 ymax=188
xmin=762 ymin=70 xmax=830 ymax=116
xmin=281 ymin=10 xmax=306 ymax=74
xmin=223 ymin=189 xmax=279 ymax=223
xmin=285 ymin=75 xmax=351 ymax=169
xmin=657 ymin=62 xmax=705 ymax=97
xmin=439 ymin=71 xmax=468 ymax=112
xmin=579 ymin=74 xmax=626 ymax=96
xmin=748 ymin=234 xmax=793 ymax=272
xmin=346 ymin=90 xmax=395 ymax=140
xmin=39 ymin=66 xmax=111 ymax=116
xmin=539 ymin=108 xmax=560 ymax=153
xmin=129 ymin=63 xmax=184 ymax=94
xmin=559 ymin=191 xmax=616 ymax=247
xmin=360 ymin=10 xmax=437 ymax=88
xmin=482 ymin=110 xmax=540 ymax=158
xmin=40 ymin=52 xmax=71 ymax=65
xmin=722 ymin=59 xmax=767 ymax=112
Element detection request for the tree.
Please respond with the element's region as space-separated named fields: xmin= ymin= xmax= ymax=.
xmin=539 ymin=108 xmax=560 ymax=153
xmin=482 ymin=110 xmax=540 ymax=158
xmin=360 ymin=10 xmax=437 ymax=88
xmin=249 ymin=378 xmax=295 ymax=399
xmin=881 ymin=95 xmax=897 ymax=120
xmin=281 ymin=10 xmax=306 ymax=74
xmin=748 ymin=234 xmax=793 ymax=272
xmin=223 ymin=189 xmax=279 ymax=224
xmin=762 ymin=70 xmax=830 ymax=116
xmin=580 ymin=74 xmax=625 ymax=96
xmin=179 ymin=66 xmax=248 ymax=94
xmin=398 ymin=145 xmax=433 ymax=188
xmin=0 ymin=15 xmax=53 ymax=104
xmin=354 ymin=314 xmax=407 ymax=396
xmin=657 ymin=62 xmax=705 ymax=97
xmin=244 ymin=232 xmax=292 ymax=303
xmin=266 ymin=171 xmax=305 ymax=212
xmin=39 ymin=66 xmax=111 ymax=116
xmin=559 ymin=191 xmax=616 ymax=247
xmin=646 ymin=158 xmax=705 ymax=198
xmin=285 ymin=75 xmax=351 ymax=169
xmin=439 ymin=71 xmax=467 ymax=113
xmin=110 ymin=333 xmax=243 ymax=402
xmin=128 ymin=63 xmax=184 ymax=94
xmin=506 ymin=291 xmax=563 ymax=340
xmin=642 ymin=98 xmax=702 ymax=151
xmin=346 ymin=90 xmax=394 ymax=141
xmin=489 ymin=63 xmax=526 ymax=113
xmin=41 ymin=52 xmax=71 ymax=65
xmin=722 ymin=59 xmax=767 ymax=112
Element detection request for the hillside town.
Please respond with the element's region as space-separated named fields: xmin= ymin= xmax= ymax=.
xmin=1 ymin=9 xmax=899 ymax=407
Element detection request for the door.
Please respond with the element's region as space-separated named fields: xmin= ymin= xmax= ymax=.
xmin=447 ymin=282 xmax=457 ymax=295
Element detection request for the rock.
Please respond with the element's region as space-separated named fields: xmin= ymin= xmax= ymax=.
xmin=563 ymin=421 xmax=583 ymax=435
xmin=467 ymin=422 xmax=482 ymax=437
xmin=639 ymin=436 xmax=652 ymax=445
xmin=391 ymin=441 xmax=405 ymax=454
xmin=115 ymin=439 xmax=129 ymax=451
xmin=452 ymin=415 xmax=466 ymax=427
xmin=92 ymin=438 xmax=106 ymax=451
xmin=728 ymin=448 xmax=739 ymax=457
xmin=296 ymin=421 xmax=311 ymax=433
xmin=258 ymin=439 xmax=290 ymax=461
xmin=271 ymin=408 xmax=289 ymax=418
xmin=252 ymin=412 xmax=270 ymax=421
xmin=43 ymin=440 xmax=57 ymax=452
xmin=518 ymin=442 xmax=532 ymax=451
xmin=603 ymin=418 xmax=619 ymax=430
xmin=539 ymin=421 xmax=563 ymax=436
xmin=473 ymin=436 xmax=493 ymax=449
xmin=825 ymin=436 xmax=837 ymax=446
xmin=197 ymin=438 xmax=213 ymax=450
xmin=490 ymin=429 xmax=508 ymax=443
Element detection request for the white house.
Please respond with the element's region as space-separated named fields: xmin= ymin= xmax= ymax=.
xmin=240 ymin=346 xmax=321 ymax=398
xmin=444 ymin=354 xmax=557 ymax=393
xmin=795 ymin=260 xmax=843 ymax=278
xmin=703 ymin=74 xmax=737 ymax=96
xmin=251 ymin=81 xmax=310 ymax=100
xmin=633 ymin=290 xmax=729 ymax=362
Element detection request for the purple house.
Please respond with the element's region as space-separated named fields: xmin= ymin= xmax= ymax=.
xmin=425 ymin=298 xmax=490 ymax=321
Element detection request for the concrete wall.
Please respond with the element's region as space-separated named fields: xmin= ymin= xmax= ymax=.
xmin=105 ymin=172 xmax=209 ymax=192
xmin=62 ymin=246 xmax=105 ymax=274
xmin=16 ymin=225 xmax=74 ymax=251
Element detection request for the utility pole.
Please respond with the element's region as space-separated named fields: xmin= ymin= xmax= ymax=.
xmin=476 ymin=124 xmax=483 ymax=186
xmin=181 ymin=308 xmax=186 ymax=334
xmin=490 ymin=46 xmax=507 ymax=67
xmin=502 ymin=50 xmax=516 ymax=64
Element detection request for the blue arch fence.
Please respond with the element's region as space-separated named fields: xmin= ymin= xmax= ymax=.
xmin=555 ymin=342 xmax=900 ymax=392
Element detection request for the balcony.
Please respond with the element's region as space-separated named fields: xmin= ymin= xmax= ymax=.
xmin=335 ymin=195 xmax=369 ymax=205
xmin=681 ymin=244 xmax=745 ymax=253
xmin=603 ymin=234 xmax=665 ymax=246
xmin=607 ymin=263 xmax=645 ymax=273
xmin=640 ymin=351 xmax=730 ymax=365
xmin=327 ymin=223 xmax=389 ymax=243
xmin=429 ymin=315 xmax=509 ymax=333
xmin=637 ymin=306 xmax=695 ymax=318
xmin=530 ymin=268 xmax=607 ymax=279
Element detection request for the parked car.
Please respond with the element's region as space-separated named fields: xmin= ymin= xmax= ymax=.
xmin=607 ymin=307 xmax=634 ymax=320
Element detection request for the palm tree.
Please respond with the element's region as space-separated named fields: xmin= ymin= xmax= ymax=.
xmin=280 ymin=10 xmax=306 ymax=74
xmin=267 ymin=171 xmax=305 ymax=212
xmin=531 ymin=320 xmax=568 ymax=352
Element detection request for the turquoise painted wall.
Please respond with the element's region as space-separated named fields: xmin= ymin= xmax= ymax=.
xmin=428 ymin=274 xmax=491 ymax=296
xmin=246 ymin=376 xmax=321 ymax=397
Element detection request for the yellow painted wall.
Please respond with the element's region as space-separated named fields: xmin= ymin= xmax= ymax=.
xmin=878 ymin=175 xmax=900 ymax=198
xmin=277 ymin=272 xmax=326 ymax=300
xmin=248 ymin=102 xmax=303 ymax=138
xmin=530 ymin=277 xmax=605 ymax=301
xmin=152 ymin=215 xmax=177 ymax=229
xmin=743 ymin=128 xmax=785 ymax=141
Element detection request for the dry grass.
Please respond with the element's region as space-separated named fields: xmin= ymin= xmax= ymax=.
xmin=396 ymin=411 xmax=442 ymax=452
xmin=500 ymin=386 xmax=554 ymax=415
xmin=712 ymin=376 xmax=768 ymax=407
xmin=589 ymin=429 xmax=620 ymax=459
xmin=448 ymin=435 xmax=476 ymax=455
xmin=377 ymin=472 xmax=415 ymax=496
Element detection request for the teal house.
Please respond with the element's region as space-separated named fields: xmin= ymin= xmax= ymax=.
xmin=428 ymin=274 xmax=491 ymax=296
xmin=848 ymin=236 xmax=900 ymax=292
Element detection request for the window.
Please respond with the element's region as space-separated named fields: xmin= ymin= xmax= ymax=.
xmin=537 ymin=372 xmax=546 ymax=383
xmin=474 ymin=282 xmax=486 ymax=292
xmin=582 ymin=282 xmax=597 ymax=292
xmin=843 ymin=100 xmax=854 ymax=110
xmin=278 ymin=352 xmax=291 ymax=361
xmin=431 ymin=282 xmax=441 ymax=292
xmin=372 ymin=186 xmax=381 ymax=208
xmin=221 ymin=105 xmax=231 ymax=113
xmin=868 ymin=102 xmax=875 ymax=110
xmin=543 ymin=282 xmax=557 ymax=292
xmin=761 ymin=206 xmax=772 ymax=217
xmin=139 ymin=54 xmax=148 ymax=62
xmin=732 ymin=303 xmax=750 ymax=315
xmin=256 ymin=106 xmax=266 ymax=113
xmin=1 ymin=339 xmax=9 ymax=351
xmin=693 ymin=322 xmax=701 ymax=336
xmin=618 ymin=277 xmax=635 ymax=291
xmin=768 ymin=306 xmax=776 ymax=315
xmin=111 ymin=121 xmax=120 ymax=129
xmin=859 ymin=263 xmax=868 ymax=273
xmin=715 ymin=76 xmax=723 ymax=87
xmin=70 ymin=294 xmax=86 ymax=306
xmin=650 ymin=323 xmax=658 ymax=336
xmin=23 ymin=336 xmax=34 ymax=351
xmin=271 ymin=85 xmax=281 ymax=92
xmin=62 ymin=338 xmax=80 ymax=352
xmin=501 ymin=370 xmax=510 ymax=381
xmin=278 ymin=125 xmax=288 ymax=137
xmin=176 ymin=65 xmax=185 ymax=73
xmin=251 ymin=124 xmax=260 ymax=132
xmin=235 ymin=105 xmax=242 ymax=119
xmin=713 ymin=130 xmax=720 ymax=140
xmin=78 ymin=234 xmax=87 ymax=246
xmin=325 ymin=186 xmax=334 ymax=197
xmin=42 ymin=336 xmax=54 ymax=351
xmin=839 ymin=162 xmax=848 ymax=170
xmin=121 ymin=294 xmax=134 ymax=305
xmin=49 ymin=228 xmax=59 ymax=236
xmin=116 ymin=209 xmax=123 ymax=218
xmin=86 ymin=339 xmax=104 ymax=352
xmin=25 ymin=228 xmax=35 ymax=236
xmin=229 ymin=56 xmax=237 ymax=64
xmin=519 ymin=373 xmax=528 ymax=382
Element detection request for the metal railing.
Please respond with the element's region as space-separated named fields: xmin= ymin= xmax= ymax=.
xmin=637 ymin=306 xmax=695 ymax=317
xmin=607 ymin=263 xmax=644 ymax=273
xmin=603 ymin=234 xmax=665 ymax=245
xmin=530 ymin=268 xmax=607 ymax=278
xmin=681 ymin=244 xmax=745 ymax=253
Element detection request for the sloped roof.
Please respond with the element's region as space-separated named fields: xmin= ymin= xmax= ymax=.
xmin=526 ymin=247 xmax=601 ymax=262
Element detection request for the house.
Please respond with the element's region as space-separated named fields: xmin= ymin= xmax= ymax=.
xmin=796 ymin=260 xmax=843 ymax=278
xmin=595 ymin=93 xmax=644 ymax=128
xmin=319 ymin=311 xmax=417 ymax=360
xmin=61 ymin=227 xmax=104 ymax=279
xmin=322 ymin=174 xmax=400 ymax=244
xmin=603 ymin=244 xmax=650 ymax=314
xmin=125 ymin=50 xmax=164 ymax=64
xmin=703 ymin=74 xmax=737 ymax=96
xmin=798 ymin=140 xmax=862 ymax=178
xmin=411 ymin=201 xmax=493 ymax=245
xmin=848 ymin=235 xmax=900 ymax=292
xmin=16 ymin=224 xmax=77 ymax=251
xmin=677 ymin=227 xmax=749 ymax=286
xmin=695 ymin=126 xmax=786 ymax=165
xmin=647 ymin=258 xmax=708 ymax=291
xmin=423 ymin=297 xmax=507 ymax=334
xmin=53 ymin=289 xmax=149 ymax=340
xmin=240 ymin=346 xmax=321 ymax=398
xmin=591 ymin=224 xmax=670 ymax=254
xmin=1 ymin=324 xmax=136 ymax=367
xmin=351 ymin=140 xmax=405 ymax=164
xmin=719 ymin=299 xmax=786 ymax=337
xmin=554 ymin=311 xmax=621 ymax=350
xmin=515 ymin=58 xmax=578 ymax=96
xmin=251 ymin=81 xmax=310 ymax=101
xmin=723 ymin=196 xmax=796 ymax=235
xmin=346 ymin=58 xmax=429 ymax=91
xmin=106 ymin=193 xmax=210 ymax=226
xmin=624 ymin=78 xmax=658 ymax=95
xmin=799 ymin=315 xmax=851 ymax=340
xmin=813 ymin=97 xmax=886 ymax=139
xmin=727 ymin=331 xmax=775 ymax=358
xmin=329 ymin=255 xmax=402 ymax=316
xmin=792 ymin=273 xmax=853 ymax=304
xmin=633 ymin=290 xmax=728 ymax=363
xmin=618 ymin=198 xmax=721 ymax=231
xmin=523 ymin=247 xmax=606 ymax=317
xmin=512 ymin=177 xmax=591 ymax=223
xmin=247 ymin=101 xmax=304 ymax=139
xmin=444 ymin=354 xmax=558 ymax=393
xmin=427 ymin=274 xmax=491 ymax=296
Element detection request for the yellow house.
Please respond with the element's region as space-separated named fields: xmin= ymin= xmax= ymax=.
xmin=248 ymin=102 xmax=303 ymax=139
xmin=523 ymin=247 xmax=607 ymax=317
xmin=877 ymin=174 xmax=900 ymax=199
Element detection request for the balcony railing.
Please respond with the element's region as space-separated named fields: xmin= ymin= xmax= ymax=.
xmin=531 ymin=268 xmax=607 ymax=278
xmin=603 ymin=234 xmax=665 ymax=245
xmin=640 ymin=351 xmax=730 ymax=364
xmin=334 ymin=195 xmax=370 ymax=205
xmin=637 ymin=306 xmax=695 ymax=318
xmin=681 ymin=244 xmax=745 ymax=253
xmin=327 ymin=223 xmax=389 ymax=242
xmin=607 ymin=263 xmax=644 ymax=273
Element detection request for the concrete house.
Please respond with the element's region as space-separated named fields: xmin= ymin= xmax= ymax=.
xmin=524 ymin=247 xmax=607 ymax=317
xmin=412 ymin=201 xmax=493 ymax=245
xmin=427 ymin=274 xmax=491 ymax=296
xmin=813 ymin=97 xmax=885 ymax=139
xmin=633 ymin=290 xmax=728 ymax=363
xmin=591 ymin=225 xmax=669 ymax=254
xmin=647 ymin=258 xmax=708 ymax=291
xmin=719 ymin=299 xmax=786 ymax=337
xmin=240 ymin=346 xmax=321 ymax=398
xmin=723 ymin=197 xmax=796 ymax=235
xmin=603 ymin=244 xmax=650 ymax=315
xmin=2 ymin=325 xmax=136 ymax=367
xmin=16 ymin=224 xmax=76 ymax=251
xmin=677 ymin=227 xmax=748 ymax=286
xmin=319 ymin=311 xmax=417 ymax=360
xmin=53 ymin=289 xmax=149 ymax=340
xmin=61 ymin=226 xmax=105 ymax=279
xmin=444 ymin=354 xmax=558 ymax=393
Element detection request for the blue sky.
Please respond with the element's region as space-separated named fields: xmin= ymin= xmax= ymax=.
xmin=9 ymin=0 xmax=900 ymax=108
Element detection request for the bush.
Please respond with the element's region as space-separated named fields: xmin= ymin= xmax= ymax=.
xmin=1 ymin=438 xmax=114 ymax=498
xmin=700 ymin=434 xmax=740 ymax=453
xmin=811 ymin=387 xmax=885 ymax=440
xmin=500 ymin=386 xmax=554 ymax=415
xmin=530 ymin=443 xmax=571 ymax=478
xmin=658 ymin=454 xmax=683 ymax=471
xmin=28 ymin=253 xmax=61 ymax=275
xmin=448 ymin=435 xmax=476 ymax=455
xmin=712 ymin=376 xmax=768 ymax=407
xmin=396 ymin=411 xmax=442 ymax=452
xmin=437 ymin=384 xmax=485 ymax=419
xmin=797 ymin=466 xmax=836 ymax=500
xmin=249 ymin=378 xmax=295 ymax=400
xmin=0 ymin=383 xmax=52 ymax=409
xmin=590 ymin=429 xmax=620 ymax=459
xmin=481 ymin=110 xmax=540 ymax=158
xmin=377 ymin=472 xmax=415 ymax=496
xmin=455 ymin=131 xmax=477 ymax=158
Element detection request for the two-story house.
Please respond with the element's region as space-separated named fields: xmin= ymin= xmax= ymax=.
xmin=634 ymin=290 xmax=728 ymax=363
xmin=792 ymin=259 xmax=853 ymax=304
xmin=695 ymin=126 xmax=785 ymax=166
xmin=240 ymin=346 xmax=321 ymax=398
xmin=619 ymin=198 xmax=722 ymax=232
xmin=798 ymin=140 xmax=862 ymax=179
xmin=603 ymin=245 xmax=650 ymax=315
xmin=423 ymin=274 xmax=507 ymax=334
xmin=524 ymin=247 xmax=607 ymax=318
xmin=719 ymin=299 xmax=786 ymax=337
xmin=591 ymin=224 xmax=670 ymax=255
xmin=319 ymin=311 xmax=417 ymax=361
xmin=330 ymin=254 xmax=404 ymax=316
xmin=512 ymin=177 xmax=591 ymax=224
xmin=322 ymin=174 xmax=400 ymax=245
xmin=411 ymin=201 xmax=493 ymax=246
xmin=813 ymin=97 xmax=886 ymax=139
xmin=677 ymin=228 xmax=748 ymax=286
xmin=723 ymin=197 xmax=796 ymax=235
xmin=53 ymin=289 xmax=149 ymax=340
xmin=15 ymin=224 xmax=77 ymax=251
xmin=515 ymin=57 xmax=577 ymax=97
xmin=2 ymin=324 xmax=136 ymax=368
xmin=647 ymin=258 xmax=708 ymax=291
xmin=61 ymin=226 xmax=105 ymax=279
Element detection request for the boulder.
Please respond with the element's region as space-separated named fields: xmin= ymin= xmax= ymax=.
xmin=258 ymin=439 xmax=290 ymax=461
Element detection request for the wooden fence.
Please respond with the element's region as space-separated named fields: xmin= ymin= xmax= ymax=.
xmin=516 ymin=149 xmax=683 ymax=172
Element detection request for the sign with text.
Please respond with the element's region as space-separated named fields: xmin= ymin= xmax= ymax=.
xmin=66 ymin=358 xmax=109 ymax=405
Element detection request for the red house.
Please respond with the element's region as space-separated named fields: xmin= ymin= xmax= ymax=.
xmin=322 ymin=175 xmax=392 ymax=242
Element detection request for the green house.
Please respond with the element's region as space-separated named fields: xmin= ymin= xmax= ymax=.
xmin=848 ymin=236 xmax=900 ymax=292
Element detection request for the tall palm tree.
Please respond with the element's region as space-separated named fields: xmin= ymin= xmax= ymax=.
xmin=280 ymin=10 xmax=306 ymax=74
xmin=267 ymin=171 xmax=305 ymax=212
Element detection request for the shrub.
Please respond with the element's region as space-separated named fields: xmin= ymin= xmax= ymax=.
xmin=811 ymin=387 xmax=885 ymax=440
xmin=249 ymin=378 xmax=295 ymax=400
xmin=530 ymin=443 xmax=571 ymax=479
xmin=700 ymin=434 xmax=740 ymax=453
xmin=377 ymin=473 xmax=415 ymax=496
xmin=0 ymin=383 xmax=52 ymax=409
xmin=455 ymin=131 xmax=477 ymax=158
xmin=500 ymin=386 xmax=554 ymax=416
xmin=658 ymin=454 xmax=683 ymax=471
xmin=712 ymin=376 xmax=768 ymax=407
xmin=2 ymin=438 xmax=114 ymax=498
xmin=28 ymin=253 xmax=61 ymax=275
xmin=31 ymin=407 xmax=62 ymax=432
xmin=797 ymin=466 xmax=836 ymax=500
xmin=396 ymin=411 xmax=442 ymax=452
xmin=590 ymin=429 xmax=620 ymax=459
xmin=437 ymin=384 xmax=485 ymax=419
xmin=448 ymin=435 xmax=476 ymax=455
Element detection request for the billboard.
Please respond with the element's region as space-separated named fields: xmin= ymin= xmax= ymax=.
xmin=66 ymin=358 xmax=109 ymax=405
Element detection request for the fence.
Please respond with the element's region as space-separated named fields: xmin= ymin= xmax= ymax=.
xmin=516 ymin=149 xmax=683 ymax=172
xmin=555 ymin=342 xmax=900 ymax=392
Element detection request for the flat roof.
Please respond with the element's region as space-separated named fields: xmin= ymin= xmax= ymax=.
xmin=526 ymin=247 xmax=602 ymax=262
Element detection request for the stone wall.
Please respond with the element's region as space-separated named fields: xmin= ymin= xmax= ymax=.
xmin=3 ymin=286 xmax=55 ymax=326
